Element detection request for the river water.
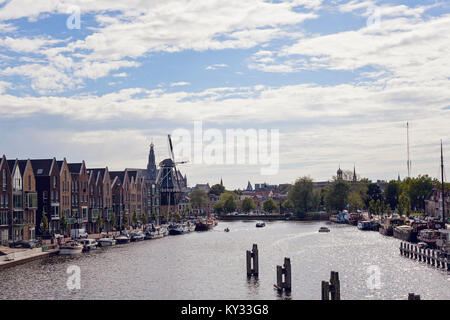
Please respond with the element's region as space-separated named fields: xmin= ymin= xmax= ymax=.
xmin=0 ymin=221 xmax=448 ymax=300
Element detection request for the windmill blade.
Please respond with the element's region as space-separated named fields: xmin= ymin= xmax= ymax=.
xmin=168 ymin=134 xmax=175 ymax=161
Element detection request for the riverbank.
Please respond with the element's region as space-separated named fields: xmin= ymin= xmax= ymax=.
xmin=0 ymin=246 xmax=59 ymax=270
xmin=218 ymin=212 xmax=330 ymax=221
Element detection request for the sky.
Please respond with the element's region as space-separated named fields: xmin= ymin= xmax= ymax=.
xmin=0 ymin=0 xmax=449 ymax=190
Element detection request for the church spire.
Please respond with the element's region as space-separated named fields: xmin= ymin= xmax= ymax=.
xmin=147 ymin=141 xmax=157 ymax=180
xmin=353 ymin=164 xmax=357 ymax=182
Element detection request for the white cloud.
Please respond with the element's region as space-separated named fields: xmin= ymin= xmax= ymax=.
xmin=206 ymin=64 xmax=229 ymax=70
xmin=170 ymin=81 xmax=190 ymax=87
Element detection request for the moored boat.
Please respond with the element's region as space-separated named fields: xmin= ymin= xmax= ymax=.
xmin=319 ymin=226 xmax=330 ymax=233
xmin=115 ymin=233 xmax=131 ymax=244
xmin=357 ymin=221 xmax=371 ymax=231
xmin=168 ymin=224 xmax=184 ymax=235
xmin=379 ymin=216 xmax=404 ymax=237
xmin=195 ymin=218 xmax=214 ymax=231
xmin=145 ymin=226 xmax=165 ymax=239
xmin=98 ymin=237 xmax=116 ymax=247
xmin=79 ymin=238 xmax=98 ymax=252
xmin=59 ymin=241 xmax=83 ymax=255
xmin=417 ymin=229 xmax=441 ymax=248
xmin=130 ymin=231 xmax=145 ymax=242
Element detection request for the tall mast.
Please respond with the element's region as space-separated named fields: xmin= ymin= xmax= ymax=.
xmin=407 ymin=122 xmax=411 ymax=178
xmin=441 ymin=140 xmax=445 ymax=225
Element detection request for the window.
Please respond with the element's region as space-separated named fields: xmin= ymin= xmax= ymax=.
xmin=53 ymin=176 xmax=57 ymax=188
xmin=2 ymin=169 xmax=6 ymax=191
xmin=28 ymin=175 xmax=31 ymax=190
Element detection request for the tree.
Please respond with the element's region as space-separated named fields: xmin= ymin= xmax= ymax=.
xmin=110 ymin=213 xmax=117 ymax=232
xmin=241 ymin=198 xmax=256 ymax=213
xmin=324 ymin=180 xmax=350 ymax=212
xmin=263 ymin=198 xmax=278 ymax=213
xmin=282 ymin=199 xmax=294 ymax=213
xmin=132 ymin=211 xmax=138 ymax=226
xmin=190 ymin=189 xmax=209 ymax=213
xmin=366 ymin=183 xmax=384 ymax=207
xmin=209 ymin=184 xmax=225 ymax=196
xmin=287 ymin=177 xmax=315 ymax=215
xmin=348 ymin=192 xmax=364 ymax=213
xmin=59 ymin=215 xmax=68 ymax=234
xmin=385 ymin=180 xmax=400 ymax=210
xmin=140 ymin=211 xmax=148 ymax=225
xmin=221 ymin=192 xmax=237 ymax=213
xmin=96 ymin=214 xmax=104 ymax=232
xmin=398 ymin=192 xmax=411 ymax=216
xmin=406 ymin=175 xmax=434 ymax=211
xmin=39 ymin=213 xmax=49 ymax=235
xmin=214 ymin=201 xmax=224 ymax=214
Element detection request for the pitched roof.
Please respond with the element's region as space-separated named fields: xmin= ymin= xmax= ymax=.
xmin=68 ymin=163 xmax=82 ymax=174
xmin=29 ymin=159 xmax=54 ymax=176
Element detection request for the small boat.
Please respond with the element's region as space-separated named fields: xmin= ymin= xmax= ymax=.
xmin=145 ymin=226 xmax=165 ymax=239
xmin=224 ymin=228 xmax=230 ymax=232
xmin=319 ymin=227 xmax=330 ymax=233
xmin=417 ymin=242 xmax=428 ymax=249
xmin=187 ymin=221 xmax=196 ymax=232
xmin=130 ymin=231 xmax=145 ymax=242
xmin=417 ymin=229 xmax=441 ymax=248
xmin=79 ymin=239 xmax=98 ymax=252
xmin=379 ymin=216 xmax=404 ymax=237
xmin=256 ymin=222 xmax=266 ymax=228
xmin=195 ymin=219 xmax=214 ymax=231
xmin=168 ymin=224 xmax=184 ymax=235
xmin=115 ymin=234 xmax=131 ymax=244
xmin=59 ymin=241 xmax=83 ymax=255
xmin=161 ymin=226 xmax=169 ymax=237
xmin=358 ymin=221 xmax=371 ymax=231
xmin=97 ymin=237 xmax=116 ymax=247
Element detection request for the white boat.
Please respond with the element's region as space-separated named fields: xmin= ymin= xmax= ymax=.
xmin=146 ymin=226 xmax=165 ymax=239
xmin=79 ymin=239 xmax=98 ymax=252
xmin=97 ymin=237 xmax=116 ymax=247
xmin=59 ymin=241 xmax=83 ymax=255
xmin=161 ymin=226 xmax=169 ymax=237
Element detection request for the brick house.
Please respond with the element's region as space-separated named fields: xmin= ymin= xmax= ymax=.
xmin=425 ymin=187 xmax=449 ymax=219
xmin=87 ymin=167 xmax=113 ymax=233
xmin=68 ymin=161 xmax=89 ymax=232
xmin=57 ymin=159 xmax=71 ymax=234
xmin=110 ymin=171 xmax=126 ymax=228
xmin=30 ymin=158 xmax=60 ymax=235
xmin=8 ymin=159 xmax=38 ymax=242
xmin=0 ymin=155 xmax=12 ymax=245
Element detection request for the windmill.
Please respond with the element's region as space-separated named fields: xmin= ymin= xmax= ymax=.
xmin=157 ymin=135 xmax=188 ymax=219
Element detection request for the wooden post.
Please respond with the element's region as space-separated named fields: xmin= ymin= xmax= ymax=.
xmin=246 ymin=244 xmax=259 ymax=277
xmin=400 ymin=242 xmax=403 ymax=255
xmin=274 ymin=257 xmax=291 ymax=292
xmin=408 ymin=293 xmax=421 ymax=300
xmin=427 ymin=249 xmax=431 ymax=264
xmin=321 ymin=281 xmax=330 ymax=300
xmin=330 ymin=271 xmax=341 ymax=300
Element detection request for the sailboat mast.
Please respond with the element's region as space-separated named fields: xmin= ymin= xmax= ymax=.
xmin=407 ymin=122 xmax=411 ymax=178
xmin=441 ymin=140 xmax=446 ymax=225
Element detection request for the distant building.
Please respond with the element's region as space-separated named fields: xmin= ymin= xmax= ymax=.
xmin=425 ymin=187 xmax=449 ymax=219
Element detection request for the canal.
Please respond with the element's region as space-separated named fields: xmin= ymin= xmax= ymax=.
xmin=0 ymin=221 xmax=448 ymax=300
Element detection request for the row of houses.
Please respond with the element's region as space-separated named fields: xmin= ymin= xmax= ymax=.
xmin=0 ymin=143 xmax=173 ymax=246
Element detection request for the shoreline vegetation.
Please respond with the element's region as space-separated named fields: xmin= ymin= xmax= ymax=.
xmin=218 ymin=212 xmax=330 ymax=221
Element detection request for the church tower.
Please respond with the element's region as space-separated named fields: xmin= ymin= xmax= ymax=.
xmin=337 ymin=166 xmax=343 ymax=180
xmin=147 ymin=142 xmax=157 ymax=181
xmin=352 ymin=165 xmax=357 ymax=183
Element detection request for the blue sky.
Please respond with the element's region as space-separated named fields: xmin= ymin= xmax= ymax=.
xmin=0 ymin=0 xmax=449 ymax=189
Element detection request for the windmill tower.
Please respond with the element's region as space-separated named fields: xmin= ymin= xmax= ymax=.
xmin=156 ymin=135 xmax=188 ymax=219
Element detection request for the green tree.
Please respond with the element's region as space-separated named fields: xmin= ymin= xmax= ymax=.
xmin=214 ymin=201 xmax=224 ymax=214
xmin=141 ymin=211 xmax=148 ymax=225
xmin=220 ymin=192 xmax=237 ymax=213
xmin=132 ymin=211 xmax=138 ymax=226
xmin=59 ymin=215 xmax=68 ymax=234
xmin=263 ymin=198 xmax=278 ymax=213
xmin=348 ymin=192 xmax=364 ymax=213
xmin=209 ymin=184 xmax=225 ymax=196
xmin=282 ymin=199 xmax=294 ymax=213
xmin=324 ymin=180 xmax=351 ymax=212
xmin=39 ymin=213 xmax=49 ymax=235
xmin=287 ymin=177 xmax=315 ymax=215
xmin=190 ymin=189 xmax=209 ymax=213
xmin=385 ymin=180 xmax=400 ymax=210
xmin=407 ymin=175 xmax=434 ymax=211
xmin=96 ymin=214 xmax=104 ymax=232
xmin=366 ymin=183 xmax=384 ymax=207
xmin=241 ymin=198 xmax=257 ymax=213
xmin=397 ymin=192 xmax=411 ymax=216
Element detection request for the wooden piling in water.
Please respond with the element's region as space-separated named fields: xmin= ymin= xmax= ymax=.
xmin=274 ymin=257 xmax=291 ymax=292
xmin=321 ymin=271 xmax=341 ymax=300
xmin=408 ymin=293 xmax=421 ymax=300
xmin=246 ymin=244 xmax=259 ymax=277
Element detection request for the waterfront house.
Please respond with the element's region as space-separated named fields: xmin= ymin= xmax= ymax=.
xmin=110 ymin=171 xmax=125 ymax=227
xmin=9 ymin=159 xmax=37 ymax=242
xmin=68 ymin=161 xmax=89 ymax=232
xmin=30 ymin=158 xmax=60 ymax=235
xmin=57 ymin=159 xmax=72 ymax=234
xmin=425 ymin=187 xmax=449 ymax=219
xmin=0 ymin=155 xmax=12 ymax=245
xmin=87 ymin=167 xmax=113 ymax=233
